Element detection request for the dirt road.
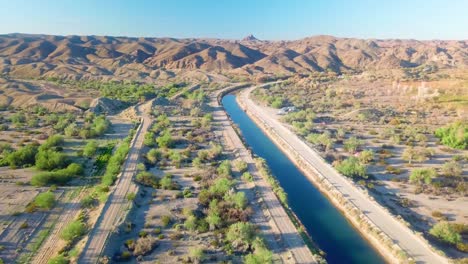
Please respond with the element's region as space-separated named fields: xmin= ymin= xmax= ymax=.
xmin=79 ymin=105 xmax=150 ymax=263
xmin=214 ymin=85 xmax=316 ymax=264
xmin=239 ymin=86 xmax=448 ymax=264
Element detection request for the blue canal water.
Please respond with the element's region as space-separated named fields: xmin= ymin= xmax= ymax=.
xmin=222 ymin=94 xmax=385 ymax=264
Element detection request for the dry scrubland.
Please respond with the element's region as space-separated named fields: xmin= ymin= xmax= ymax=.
xmin=0 ymin=79 xmax=295 ymax=264
xmin=252 ymin=69 xmax=468 ymax=260
xmin=1 ymin=32 xmax=468 ymax=263
xmin=101 ymin=87 xmax=290 ymax=263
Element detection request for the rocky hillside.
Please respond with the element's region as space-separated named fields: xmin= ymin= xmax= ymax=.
xmin=0 ymin=33 xmax=466 ymax=80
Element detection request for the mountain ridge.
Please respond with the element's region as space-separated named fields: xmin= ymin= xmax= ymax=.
xmin=0 ymin=33 xmax=466 ymax=80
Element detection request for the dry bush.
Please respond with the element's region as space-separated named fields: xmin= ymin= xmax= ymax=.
xmin=133 ymin=236 xmax=157 ymax=256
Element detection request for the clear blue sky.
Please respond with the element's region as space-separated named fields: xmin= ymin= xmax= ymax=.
xmin=0 ymin=0 xmax=467 ymax=40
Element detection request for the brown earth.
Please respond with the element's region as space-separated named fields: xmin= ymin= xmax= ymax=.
xmin=0 ymin=34 xmax=466 ymax=81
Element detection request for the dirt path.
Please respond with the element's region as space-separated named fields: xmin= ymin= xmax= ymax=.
xmin=31 ymin=190 xmax=83 ymax=264
xmin=240 ymin=86 xmax=449 ymax=264
xmin=214 ymin=84 xmax=316 ymax=264
xmin=79 ymin=104 xmax=150 ymax=263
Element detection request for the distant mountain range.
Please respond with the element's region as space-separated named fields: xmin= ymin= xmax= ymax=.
xmin=0 ymin=33 xmax=466 ymax=80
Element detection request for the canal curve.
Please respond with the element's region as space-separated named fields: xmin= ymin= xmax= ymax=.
xmin=222 ymin=94 xmax=385 ymax=264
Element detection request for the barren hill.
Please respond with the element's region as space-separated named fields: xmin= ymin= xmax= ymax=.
xmin=0 ymin=33 xmax=466 ymax=80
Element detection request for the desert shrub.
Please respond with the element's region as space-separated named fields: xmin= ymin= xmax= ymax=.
xmin=144 ymin=132 xmax=155 ymax=147
xmin=226 ymin=222 xmax=256 ymax=251
xmin=80 ymin=195 xmax=96 ymax=208
xmin=160 ymin=174 xmax=178 ymax=190
xmin=409 ymin=168 xmax=437 ymax=185
xmin=209 ymin=178 xmax=234 ymax=196
xmin=234 ymin=160 xmax=248 ymax=173
xmin=441 ymin=161 xmax=462 ymax=177
xmin=35 ymin=149 xmax=67 ymax=170
xmin=60 ymin=220 xmax=86 ymax=242
xmin=83 ymin=140 xmax=98 ymax=158
xmin=161 ymin=215 xmax=172 ymax=227
xmin=430 ymin=221 xmax=462 ymax=245
xmin=31 ymin=163 xmax=83 ymax=186
xmin=244 ymin=238 xmax=273 ymax=264
xmin=136 ymin=171 xmax=158 ymax=187
xmin=101 ymin=141 xmax=130 ymax=187
xmin=435 ymin=121 xmax=467 ymax=149
xmin=5 ymin=143 xmax=38 ymax=168
xmin=133 ymin=236 xmax=157 ymax=256
xmin=39 ymin=135 xmax=65 ymax=151
xmin=402 ymin=147 xmax=434 ymax=164
xmin=47 ymin=254 xmax=69 ymax=264
xmin=242 ymin=172 xmax=254 ymax=182
xmin=216 ymin=160 xmax=232 ymax=177
xmin=358 ymin=149 xmax=374 ymax=164
xmin=156 ymin=130 xmax=174 ymax=148
xmin=189 ymin=247 xmax=205 ymax=263
xmin=335 ymin=157 xmax=367 ymax=178
xmin=184 ymin=215 xmax=197 ymax=231
xmin=385 ymin=165 xmax=402 ymax=175
xmin=146 ymin=148 xmax=161 ymax=164
xmin=344 ymin=136 xmax=362 ymax=153
xmin=306 ymin=132 xmax=333 ymax=150
xmin=34 ymin=192 xmax=56 ymax=209
xmin=225 ymin=191 xmax=248 ymax=210
xmin=207 ymin=143 xmax=223 ymax=160
xmin=126 ymin=192 xmax=136 ymax=201
xmin=270 ymin=97 xmax=284 ymax=108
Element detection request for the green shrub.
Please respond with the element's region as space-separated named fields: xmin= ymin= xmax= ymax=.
xmin=31 ymin=163 xmax=83 ymax=186
xmin=35 ymin=149 xmax=67 ymax=170
xmin=34 ymin=192 xmax=56 ymax=209
xmin=5 ymin=143 xmax=38 ymax=168
xmin=135 ymin=171 xmax=158 ymax=187
xmin=156 ymin=130 xmax=174 ymax=148
xmin=60 ymin=220 xmax=86 ymax=242
xmin=429 ymin=221 xmax=462 ymax=245
xmin=161 ymin=215 xmax=172 ymax=227
xmin=335 ymin=157 xmax=367 ymax=178
xmin=216 ymin=160 xmax=232 ymax=177
xmin=409 ymin=168 xmax=437 ymax=185
xmin=83 ymin=140 xmax=99 ymax=158
xmin=242 ymin=172 xmax=254 ymax=182
xmin=435 ymin=121 xmax=467 ymax=149
xmin=47 ymin=254 xmax=69 ymax=264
